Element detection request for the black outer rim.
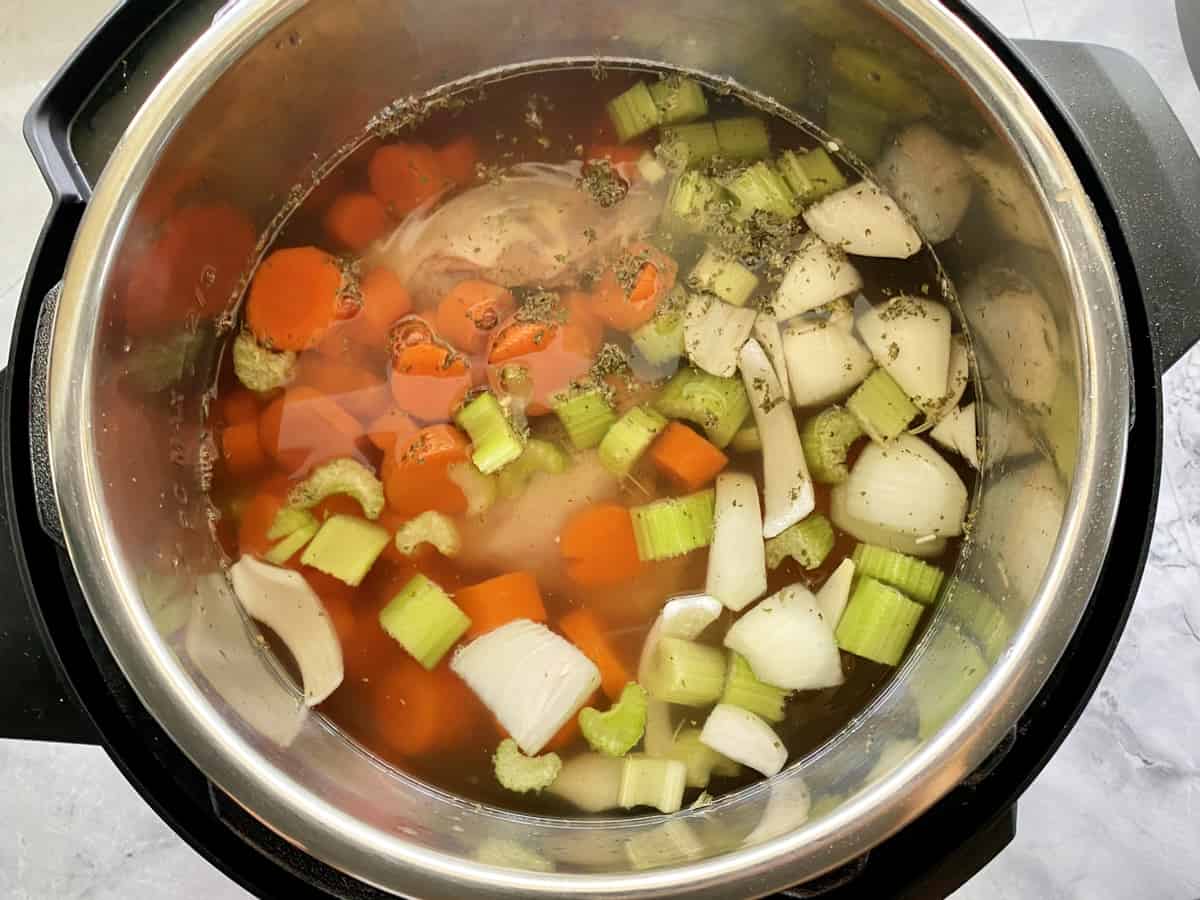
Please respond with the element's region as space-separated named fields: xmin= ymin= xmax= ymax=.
xmin=3 ymin=3 xmax=1162 ymax=898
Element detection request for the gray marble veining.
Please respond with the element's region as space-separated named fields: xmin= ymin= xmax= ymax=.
xmin=2 ymin=1 xmax=1199 ymax=898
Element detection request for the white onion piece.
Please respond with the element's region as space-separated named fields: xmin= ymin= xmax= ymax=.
xmin=925 ymin=333 xmax=971 ymax=425
xmin=724 ymin=584 xmax=843 ymax=690
xmin=782 ymin=299 xmax=875 ymax=407
xmin=684 ymin=292 xmax=758 ymax=378
xmin=815 ymin=558 xmax=855 ymax=629
xmin=843 ymin=435 xmax=968 ymax=538
xmin=700 ymin=704 xmax=787 ymax=777
xmin=930 ymin=403 xmax=979 ymax=468
xmin=830 ymin=482 xmax=947 ymax=558
xmin=229 ymin=556 xmax=343 ymax=706
xmin=773 ymin=233 xmax=864 ymax=320
xmin=856 ymin=295 xmax=952 ymax=412
xmin=706 ymin=473 xmax=768 ymax=612
xmin=878 ymin=124 xmax=973 ymax=244
xmin=963 ymin=147 xmax=1053 ymax=250
xmin=752 ymin=313 xmax=792 ymax=406
xmin=550 ymin=753 xmax=625 ymax=813
xmin=451 ymin=619 xmax=600 ymax=755
xmin=740 ymin=339 xmax=815 ymax=538
xmin=933 ymin=402 xmax=1039 ymax=471
xmin=803 ymin=182 xmax=922 ymax=259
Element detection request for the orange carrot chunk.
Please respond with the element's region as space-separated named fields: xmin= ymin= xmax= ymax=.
xmin=341 ymin=268 xmax=413 ymax=350
xmin=372 ymin=658 xmax=475 ymax=756
xmin=435 ymin=280 xmax=516 ymax=355
xmin=221 ymin=422 xmax=266 ymax=476
xmin=437 ymin=136 xmax=480 ymax=187
xmin=368 ymin=143 xmax=445 ymax=216
xmin=296 ymin=356 xmax=391 ymax=423
xmin=389 ymin=342 xmax=472 ymax=423
xmin=454 ymin=572 xmax=548 ymax=641
xmin=560 ymin=503 xmax=643 ymax=589
xmin=322 ymin=192 xmax=391 ymax=251
xmin=591 ymin=242 xmax=678 ymax=332
xmin=486 ymin=317 xmax=594 ymax=416
xmin=381 ymin=424 xmax=471 ymax=518
xmin=221 ymin=388 xmax=261 ymax=426
xmin=559 ymin=608 xmax=632 ymax=702
xmin=246 ymin=246 xmax=349 ymax=351
xmin=366 ymin=408 xmax=419 ymax=454
xmin=649 ymin=421 xmax=729 ymax=491
xmin=258 ymin=385 xmax=366 ymax=475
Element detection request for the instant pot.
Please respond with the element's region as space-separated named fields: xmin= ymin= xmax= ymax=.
xmin=4 ymin=1 xmax=1200 ymax=897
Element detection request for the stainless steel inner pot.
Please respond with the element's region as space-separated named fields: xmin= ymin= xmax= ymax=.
xmin=45 ymin=0 xmax=1130 ymax=896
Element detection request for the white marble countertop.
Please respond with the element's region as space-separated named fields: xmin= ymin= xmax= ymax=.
xmin=2 ymin=1 xmax=1198 ymax=897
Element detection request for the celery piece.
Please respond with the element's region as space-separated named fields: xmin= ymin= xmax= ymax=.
xmin=687 ymin=247 xmax=759 ymax=307
xmin=631 ymin=489 xmax=716 ymax=562
xmin=714 ymin=117 xmax=771 ymax=160
xmin=765 ymin=514 xmax=834 ymax=571
xmin=267 ymin=507 xmax=318 ymax=542
xmin=380 ymin=573 xmax=471 ymax=669
xmin=852 ymin=543 xmax=945 ymax=604
xmin=579 ymin=683 xmax=648 ymax=757
xmin=649 ymin=76 xmax=709 ymax=125
xmin=288 ymin=458 xmax=385 ymax=520
xmin=801 ymin=406 xmax=865 ymax=484
xmin=664 ymin=728 xmax=741 ymax=788
xmin=264 ymin=521 xmax=319 ymax=565
xmin=599 ymin=406 xmax=668 ymax=477
xmin=663 ymin=169 xmax=725 ymax=233
xmin=619 ymin=756 xmax=688 ymax=813
xmin=393 ymin=511 xmax=461 ymax=558
xmin=722 ymin=652 xmax=789 ymax=723
xmin=455 ymin=392 xmax=524 ymax=474
xmin=830 ymin=46 xmax=934 ymax=121
xmin=835 ymin=576 xmax=924 ymax=666
xmin=659 ymin=122 xmax=721 ymax=170
xmin=826 ymin=89 xmax=892 ymax=162
xmin=607 ymin=81 xmax=662 ymax=142
xmin=730 ymin=424 xmax=762 ymax=453
xmin=493 ymin=737 xmax=562 ymax=793
xmin=300 ymin=514 xmax=390 ymax=587
xmin=654 ymin=367 xmax=751 ymax=449
xmin=728 ymin=162 xmax=799 ymax=222
xmin=632 ymin=308 xmax=686 ymax=368
xmin=847 ymin=368 xmax=920 ymax=443
xmin=553 ymin=386 xmax=617 ymax=450
xmin=644 ymin=636 xmax=726 ymax=706
xmin=232 ymin=330 xmax=296 ymax=393
xmin=777 ymin=148 xmax=848 ymax=205
xmin=497 ymin=438 xmax=569 ymax=498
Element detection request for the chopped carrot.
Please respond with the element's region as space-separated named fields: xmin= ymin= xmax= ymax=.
xmin=437 ymin=135 xmax=479 ymax=186
xmin=368 ymin=143 xmax=445 ymax=216
xmin=434 ymin=280 xmax=516 ymax=355
xmin=296 ymin=356 xmax=391 ymax=423
xmin=236 ymin=476 xmax=291 ymax=558
xmin=562 ymin=290 xmax=605 ymax=354
xmin=559 ymin=609 xmax=632 ymax=702
xmin=221 ymin=422 xmax=266 ymax=476
xmin=341 ymin=268 xmax=413 ymax=350
xmin=486 ymin=316 xmax=594 ymax=416
xmin=389 ymin=342 xmax=472 ymax=422
xmin=322 ymin=192 xmax=391 ymax=252
xmin=381 ymin=424 xmax=470 ymax=518
xmin=221 ymin=389 xmax=260 ymax=426
xmin=258 ymin=385 xmax=366 ymax=475
xmin=371 ymin=658 xmax=475 ymax=756
xmin=246 ymin=246 xmax=350 ymax=351
xmin=560 ymin=503 xmax=643 ymax=589
xmin=591 ymin=242 xmax=678 ymax=332
xmin=366 ymin=407 xmax=418 ymax=453
xmin=454 ymin=571 xmax=547 ymax=641
xmin=650 ymin=421 xmax=729 ymax=491
xmin=302 ymin=569 xmax=358 ymax=647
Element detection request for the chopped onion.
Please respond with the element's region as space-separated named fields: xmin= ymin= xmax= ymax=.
xmin=815 ymin=558 xmax=855 ymax=628
xmin=740 ymin=339 xmax=815 ymax=538
xmin=842 ymin=435 xmax=968 ymax=538
xmin=705 ymin=473 xmax=768 ymax=612
xmin=699 ymin=704 xmax=787 ymax=777
xmin=925 ymin=333 xmax=970 ymax=425
xmin=856 ymin=295 xmax=952 ymax=412
xmin=963 ymin=146 xmax=1053 ymax=251
xmin=878 ymin=124 xmax=972 ymax=244
xmin=803 ymin=182 xmax=922 ymax=259
xmin=782 ymin=299 xmax=875 ymax=408
xmin=930 ymin=402 xmax=979 ymax=468
xmin=550 ymin=753 xmax=625 ymax=813
xmin=830 ymin=482 xmax=947 ymax=558
xmin=229 ymin=556 xmax=343 ymax=706
xmin=931 ymin=402 xmax=1040 ymax=473
xmin=752 ymin=313 xmax=792 ymax=405
xmin=451 ymin=619 xmax=600 ymax=755
xmin=773 ymin=233 xmax=864 ymax=320
xmin=684 ymin=291 xmax=757 ymax=378
xmin=723 ymin=584 xmax=844 ymax=690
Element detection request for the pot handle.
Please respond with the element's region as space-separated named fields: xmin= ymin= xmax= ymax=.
xmin=1014 ymin=38 xmax=1200 ymax=371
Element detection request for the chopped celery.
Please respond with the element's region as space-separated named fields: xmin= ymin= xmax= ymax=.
xmin=393 ymin=511 xmax=461 ymax=557
xmin=764 ymin=514 xmax=835 ymax=570
xmin=659 ymin=122 xmax=721 ymax=170
xmin=607 ymin=81 xmax=662 ymax=142
xmin=455 ymin=392 xmax=524 ymax=474
xmin=714 ymin=117 xmax=771 ymax=160
xmin=643 ymin=636 xmax=726 ymax=706
xmin=232 ymin=330 xmax=295 ymax=393
xmin=619 ymin=756 xmax=688 ymax=813
xmin=631 ymin=489 xmax=716 ymax=561
xmin=497 ymin=438 xmax=569 ymax=497
xmin=722 ymin=652 xmax=789 ymax=722
xmin=446 ymin=461 xmax=498 ymax=517
xmin=777 ymin=148 xmax=847 ymax=205
xmin=852 ymin=543 xmax=944 ymax=604
xmin=264 ymin=521 xmax=319 ymax=565
xmin=553 ymin=386 xmax=617 ymax=450
xmin=687 ymin=247 xmax=759 ymax=306
xmin=288 ymin=458 xmax=385 ymax=520
xmin=267 ymin=507 xmax=317 ymax=542
xmin=599 ymin=406 xmax=668 ymax=477
xmin=729 ymin=162 xmax=799 ymax=221
xmin=649 ymin=76 xmax=708 ymax=125
xmin=380 ymin=573 xmax=471 ymax=669
xmin=826 ymin=89 xmax=892 ymax=162
xmin=664 ymin=728 xmax=741 ymax=788
xmin=801 ymin=406 xmax=865 ymax=484
xmin=830 ymin=46 xmax=934 ymax=121
xmin=493 ymin=737 xmax=562 ymax=793
xmin=654 ymin=367 xmax=751 ymax=448
xmin=632 ymin=305 xmax=687 ymax=368
xmin=730 ymin=424 xmax=762 ymax=453
xmin=835 ymin=576 xmax=924 ymax=666
xmin=847 ymin=368 xmax=920 ymax=443
xmin=579 ymin=683 xmax=648 ymax=757
xmin=300 ymin=514 xmax=390 ymax=587
xmin=663 ymin=169 xmax=725 ymax=232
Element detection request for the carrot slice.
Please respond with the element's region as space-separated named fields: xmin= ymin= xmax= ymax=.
xmin=340 ymin=268 xmax=413 ymax=350
xmin=236 ymin=476 xmax=291 ymax=558
xmin=366 ymin=407 xmax=419 ymax=454
xmin=368 ymin=143 xmax=445 ymax=216
xmin=323 ymin=192 xmax=391 ymax=252
xmin=560 ymin=503 xmax=643 ymax=589
xmin=649 ymin=421 xmax=729 ymax=491
xmin=372 ymin=658 xmax=475 ymax=756
xmin=454 ymin=572 xmax=547 ymax=641
xmin=486 ymin=316 xmax=594 ymax=416
xmin=591 ymin=242 xmax=678 ymax=332
xmin=389 ymin=342 xmax=472 ymax=422
xmin=562 ymin=290 xmax=605 ymax=354
xmin=437 ymin=136 xmax=479 ymax=186
xmin=296 ymin=356 xmax=391 ymax=423
xmin=258 ymin=385 xmax=366 ymax=474
xmin=302 ymin=569 xmax=358 ymax=647
xmin=381 ymin=424 xmax=470 ymax=518
xmin=221 ymin=422 xmax=266 ymax=477
xmin=246 ymin=247 xmax=350 ymax=351
xmin=559 ymin=609 xmax=632 ymax=702
xmin=220 ymin=389 xmax=260 ymax=426
xmin=434 ymin=280 xmax=516 ymax=355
